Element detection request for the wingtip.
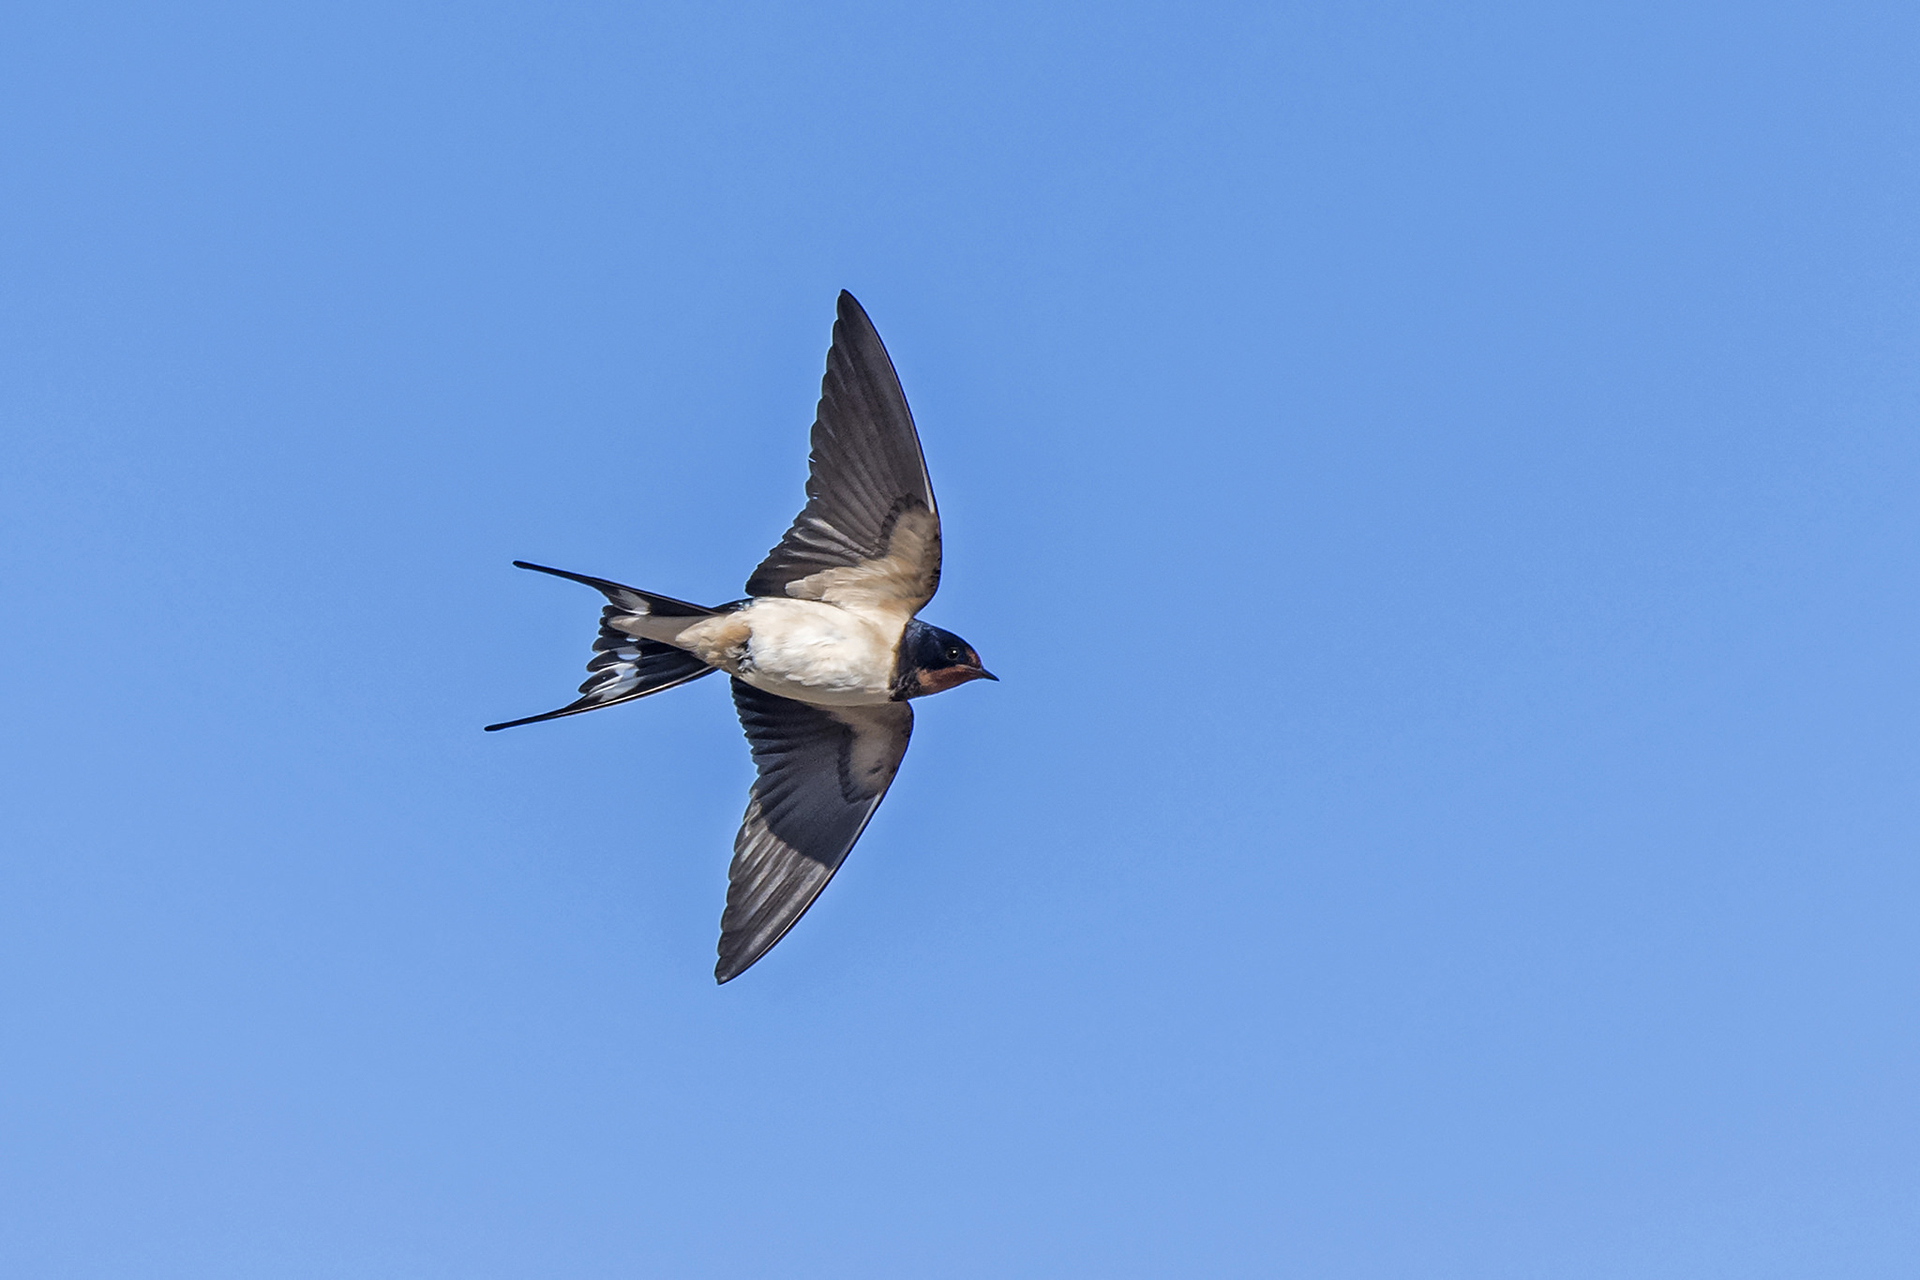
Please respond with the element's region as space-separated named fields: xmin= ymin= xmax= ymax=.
xmin=715 ymin=939 xmax=777 ymax=984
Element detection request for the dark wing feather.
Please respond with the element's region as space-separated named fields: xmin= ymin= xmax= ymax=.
xmin=716 ymin=678 xmax=912 ymax=982
xmin=744 ymin=292 xmax=941 ymax=608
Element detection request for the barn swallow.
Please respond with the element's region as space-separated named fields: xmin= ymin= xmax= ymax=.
xmin=487 ymin=292 xmax=994 ymax=983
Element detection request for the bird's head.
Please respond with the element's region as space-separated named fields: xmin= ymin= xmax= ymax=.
xmin=893 ymin=620 xmax=997 ymax=699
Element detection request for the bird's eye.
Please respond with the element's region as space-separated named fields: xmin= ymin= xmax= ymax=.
xmin=945 ymin=646 xmax=962 ymax=661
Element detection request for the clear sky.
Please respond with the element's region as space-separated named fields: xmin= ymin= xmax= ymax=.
xmin=3 ymin=3 xmax=1916 ymax=1276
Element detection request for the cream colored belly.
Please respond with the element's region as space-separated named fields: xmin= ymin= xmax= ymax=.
xmin=671 ymin=598 xmax=900 ymax=706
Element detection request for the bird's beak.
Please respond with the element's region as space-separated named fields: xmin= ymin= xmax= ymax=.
xmin=975 ymin=667 xmax=998 ymax=682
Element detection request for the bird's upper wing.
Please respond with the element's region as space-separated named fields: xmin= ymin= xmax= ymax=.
xmin=717 ymin=677 xmax=912 ymax=983
xmin=744 ymin=291 xmax=941 ymax=621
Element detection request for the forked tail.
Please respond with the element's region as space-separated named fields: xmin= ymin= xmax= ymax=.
xmin=485 ymin=561 xmax=722 ymax=731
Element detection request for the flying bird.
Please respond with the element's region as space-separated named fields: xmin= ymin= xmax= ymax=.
xmin=487 ymin=292 xmax=994 ymax=983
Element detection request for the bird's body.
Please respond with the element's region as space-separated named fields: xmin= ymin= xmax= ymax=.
xmin=489 ymin=292 xmax=992 ymax=982
xmin=694 ymin=598 xmax=900 ymax=705
xmin=618 ymin=596 xmax=904 ymax=706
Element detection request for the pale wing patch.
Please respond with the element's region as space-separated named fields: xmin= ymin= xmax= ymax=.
xmin=837 ymin=705 xmax=909 ymax=793
xmin=782 ymin=505 xmax=939 ymax=621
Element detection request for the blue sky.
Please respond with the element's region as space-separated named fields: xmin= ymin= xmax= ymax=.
xmin=3 ymin=2 xmax=1916 ymax=1276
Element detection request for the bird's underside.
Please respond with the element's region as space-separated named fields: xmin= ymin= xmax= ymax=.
xmin=489 ymin=291 xmax=949 ymax=982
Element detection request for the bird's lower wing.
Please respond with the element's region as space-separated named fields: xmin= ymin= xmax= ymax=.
xmin=717 ymin=679 xmax=912 ymax=982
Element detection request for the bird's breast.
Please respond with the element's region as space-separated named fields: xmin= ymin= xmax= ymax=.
xmin=679 ymin=598 xmax=900 ymax=706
